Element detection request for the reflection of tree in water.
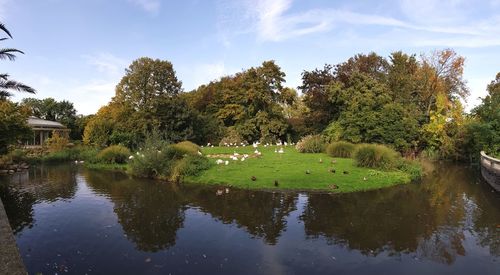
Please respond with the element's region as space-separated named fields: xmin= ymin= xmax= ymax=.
xmin=186 ymin=187 xmax=297 ymax=245
xmin=83 ymin=170 xmax=186 ymax=252
xmin=301 ymin=163 xmax=498 ymax=264
xmin=0 ymin=182 xmax=36 ymax=233
xmin=8 ymin=164 xmax=78 ymax=202
xmin=468 ymin=171 xmax=500 ymax=257
xmin=0 ymin=164 xmax=78 ymax=233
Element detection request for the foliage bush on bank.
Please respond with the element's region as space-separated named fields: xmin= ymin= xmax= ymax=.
xmin=97 ymin=145 xmax=131 ymax=164
xmin=326 ymin=141 xmax=356 ymax=158
xmin=172 ymin=141 xmax=200 ymax=155
xmin=128 ymin=129 xmax=210 ymax=181
xmin=295 ymin=135 xmax=325 ymax=153
xmin=354 ymin=144 xmax=401 ymax=170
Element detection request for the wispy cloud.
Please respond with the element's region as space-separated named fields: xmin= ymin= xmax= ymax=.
xmin=128 ymin=0 xmax=160 ymax=15
xmin=217 ymin=0 xmax=500 ymax=46
xmin=83 ymin=53 xmax=128 ymax=76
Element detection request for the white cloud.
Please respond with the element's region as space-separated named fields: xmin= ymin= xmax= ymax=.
xmin=83 ymin=53 xmax=128 ymax=76
xmin=129 ymin=0 xmax=160 ymax=15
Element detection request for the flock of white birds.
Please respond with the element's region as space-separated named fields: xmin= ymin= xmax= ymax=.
xmin=207 ymin=141 xmax=294 ymax=166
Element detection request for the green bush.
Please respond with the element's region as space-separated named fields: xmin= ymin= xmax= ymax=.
xmin=9 ymin=149 xmax=27 ymax=162
xmin=295 ymin=135 xmax=326 ymax=153
xmin=170 ymin=155 xmax=212 ymax=181
xmin=354 ymin=144 xmax=401 ymax=170
xmin=172 ymin=141 xmax=200 ymax=155
xmin=326 ymin=141 xmax=356 ymax=158
xmin=128 ymin=130 xmax=172 ymax=178
xmin=97 ymin=145 xmax=131 ymax=164
xmin=397 ymin=160 xmax=423 ymax=181
xmin=42 ymin=147 xmax=81 ymax=163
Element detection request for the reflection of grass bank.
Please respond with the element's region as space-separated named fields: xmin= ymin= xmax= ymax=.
xmin=84 ymin=162 xmax=128 ymax=171
xmin=186 ymin=146 xmax=415 ymax=192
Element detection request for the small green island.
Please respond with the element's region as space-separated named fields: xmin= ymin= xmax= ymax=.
xmin=187 ymin=145 xmax=414 ymax=192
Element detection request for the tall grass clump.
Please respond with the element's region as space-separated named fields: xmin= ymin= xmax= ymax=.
xmin=97 ymin=145 xmax=131 ymax=164
xmin=354 ymin=144 xmax=401 ymax=170
xmin=295 ymin=135 xmax=326 ymax=153
xmin=170 ymin=155 xmax=212 ymax=182
xmin=172 ymin=141 xmax=200 ymax=155
xmin=128 ymin=129 xmax=171 ymax=179
xmin=326 ymin=141 xmax=356 ymax=158
xmin=397 ymin=159 xmax=423 ymax=181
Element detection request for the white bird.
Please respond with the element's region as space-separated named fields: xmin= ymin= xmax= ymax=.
xmin=241 ymin=157 xmax=245 ymax=161
xmin=274 ymin=148 xmax=278 ymax=153
xmin=254 ymin=149 xmax=259 ymax=154
xmin=243 ymin=154 xmax=249 ymax=158
xmin=129 ymin=155 xmax=134 ymax=160
xmin=278 ymin=148 xmax=284 ymax=154
xmin=231 ymin=156 xmax=238 ymax=161
xmin=211 ymin=145 xmax=214 ymax=148
xmin=198 ymin=151 xmax=202 ymax=156
xmin=207 ymin=142 xmax=211 ymax=146
xmin=74 ymin=160 xmax=78 ymax=164
xmin=216 ymin=159 xmax=224 ymax=165
xmin=257 ymin=152 xmax=262 ymax=156
xmin=284 ymin=142 xmax=288 ymax=146
xmin=79 ymin=160 xmax=85 ymax=164
xmin=252 ymin=143 xmax=258 ymax=148
xmin=225 ymin=160 xmax=229 ymax=165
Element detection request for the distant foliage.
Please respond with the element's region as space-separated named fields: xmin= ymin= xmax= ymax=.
xmin=354 ymin=144 xmax=400 ymax=170
xmin=326 ymin=141 xmax=356 ymax=158
xmin=219 ymin=128 xmax=247 ymax=146
xmin=97 ymin=145 xmax=131 ymax=164
xmin=295 ymin=135 xmax=325 ymax=153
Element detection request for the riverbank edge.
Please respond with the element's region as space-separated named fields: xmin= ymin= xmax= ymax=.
xmin=0 ymin=197 xmax=27 ymax=275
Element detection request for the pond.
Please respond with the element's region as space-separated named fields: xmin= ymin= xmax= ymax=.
xmin=0 ymin=163 xmax=499 ymax=275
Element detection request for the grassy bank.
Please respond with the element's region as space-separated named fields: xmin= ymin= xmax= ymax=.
xmin=186 ymin=145 xmax=415 ymax=192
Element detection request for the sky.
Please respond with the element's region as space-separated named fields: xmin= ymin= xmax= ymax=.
xmin=1 ymin=0 xmax=500 ymax=115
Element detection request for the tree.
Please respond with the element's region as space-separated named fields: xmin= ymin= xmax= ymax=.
xmin=0 ymin=22 xmax=35 ymax=99
xmin=0 ymin=100 xmax=31 ymax=154
xmin=465 ymin=73 xmax=500 ymax=157
xmin=187 ymin=60 xmax=291 ymax=143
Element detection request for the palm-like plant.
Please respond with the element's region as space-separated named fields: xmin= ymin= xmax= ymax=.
xmin=0 ymin=22 xmax=35 ymax=99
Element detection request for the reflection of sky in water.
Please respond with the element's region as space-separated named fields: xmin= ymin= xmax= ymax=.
xmin=0 ymin=163 xmax=499 ymax=275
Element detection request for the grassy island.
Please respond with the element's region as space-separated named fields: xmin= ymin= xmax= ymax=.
xmin=186 ymin=145 xmax=415 ymax=192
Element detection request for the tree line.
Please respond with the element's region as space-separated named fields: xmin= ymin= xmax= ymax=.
xmin=0 ymin=19 xmax=497 ymax=159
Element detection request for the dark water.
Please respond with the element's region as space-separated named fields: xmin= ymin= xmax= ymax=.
xmin=0 ymin=163 xmax=499 ymax=275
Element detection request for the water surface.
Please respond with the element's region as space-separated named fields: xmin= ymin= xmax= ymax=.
xmin=0 ymin=163 xmax=499 ymax=274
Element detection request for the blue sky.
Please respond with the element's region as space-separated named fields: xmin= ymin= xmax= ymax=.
xmin=2 ymin=0 xmax=500 ymax=114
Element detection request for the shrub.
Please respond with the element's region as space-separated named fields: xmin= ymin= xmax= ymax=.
xmin=128 ymin=129 xmax=172 ymax=178
xmin=295 ymin=135 xmax=326 ymax=153
xmin=326 ymin=141 xmax=356 ymax=158
xmin=9 ymin=149 xmax=27 ymax=162
xmin=354 ymin=144 xmax=401 ymax=170
xmin=172 ymin=141 xmax=200 ymax=155
xmin=170 ymin=155 xmax=212 ymax=182
xmin=45 ymin=131 xmax=69 ymax=152
xmin=42 ymin=147 xmax=80 ymax=163
xmin=97 ymin=145 xmax=131 ymax=164
xmin=397 ymin=159 xmax=423 ymax=181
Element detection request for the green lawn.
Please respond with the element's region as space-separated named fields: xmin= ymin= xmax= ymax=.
xmin=185 ymin=145 xmax=413 ymax=192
